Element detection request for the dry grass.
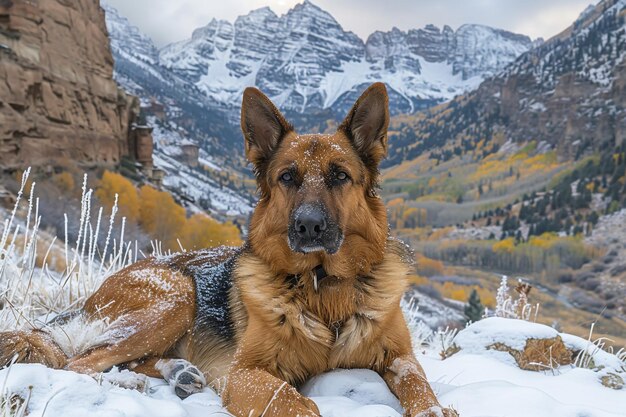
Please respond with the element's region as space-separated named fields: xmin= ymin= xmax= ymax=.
xmin=0 ymin=169 xmax=137 ymax=333
xmin=0 ymin=359 xmax=29 ymax=417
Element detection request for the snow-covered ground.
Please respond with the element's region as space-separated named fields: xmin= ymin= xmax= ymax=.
xmin=2 ymin=318 xmax=624 ymax=417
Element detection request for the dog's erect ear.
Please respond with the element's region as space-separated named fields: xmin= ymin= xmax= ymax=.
xmin=339 ymin=82 xmax=389 ymax=167
xmin=241 ymin=87 xmax=292 ymax=166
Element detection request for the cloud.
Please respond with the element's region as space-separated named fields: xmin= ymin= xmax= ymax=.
xmin=103 ymin=0 xmax=596 ymax=47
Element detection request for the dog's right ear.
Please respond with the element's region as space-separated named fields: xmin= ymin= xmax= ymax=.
xmin=241 ymin=87 xmax=292 ymax=167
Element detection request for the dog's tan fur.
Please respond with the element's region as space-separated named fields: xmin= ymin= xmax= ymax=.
xmin=0 ymin=83 xmax=457 ymax=417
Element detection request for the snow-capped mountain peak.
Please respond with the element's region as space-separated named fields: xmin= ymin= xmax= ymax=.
xmin=152 ymin=1 xmax=533 ymax=115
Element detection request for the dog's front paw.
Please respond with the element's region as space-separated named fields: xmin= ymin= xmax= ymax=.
xmin=263 ymin=391 xmax=320 ymax=417
xmin=295 ymin=395 xmax=321 ymax=417
xmin=407 ymin=405 xmax=459 ymax=417
xmin=172 ymin=365 xmax=206 ymax=399
xmin=156 ymin=359 xmax=207 ymax=399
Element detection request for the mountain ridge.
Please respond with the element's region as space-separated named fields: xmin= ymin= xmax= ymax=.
xmin=156 ymin=0 xmax=534 ymax=116
xmin=385 ymin=0 xmax=626 ymax=167
xmin=104 ymin=0 xmax=534 ymax=125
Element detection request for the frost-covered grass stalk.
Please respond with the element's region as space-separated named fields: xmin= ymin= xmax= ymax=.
xmin=573 ymin=322 xmax=618 ymax=370
xmin=0 ymin=390 xmax=28 ymax=417
xmin=435 ymin=327 xmax=458 ymax=358
xmin=0 ymin=359 xmax=29 ymax=417
xmin=490 ymin=276 xmax=539 ymax=321
xmin=0 ymin=170 xmax=136 ymax=333
xmin=401 ymin=297 xmax=434 ymax=350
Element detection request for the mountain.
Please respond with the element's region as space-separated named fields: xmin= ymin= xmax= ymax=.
xmin=103 ymin=1 xmax=533 ymax=143
xmin=381 ymin=0 xmax=626 ymax=326
xmin=103 ymin=5 xmax=254 ymax=218
xmin=102 ymin=1 xmax=533 ymax=215
xmin=103 ymin=5 xmax=240 ymax=156
xmin=158 ymin=1 xmax=533 ymax=117
xmin=386 ymin=0 xmax=626 ymax=167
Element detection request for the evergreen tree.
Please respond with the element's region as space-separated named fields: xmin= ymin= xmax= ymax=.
xmin=464 ymin=289 xmax=484 ymax=323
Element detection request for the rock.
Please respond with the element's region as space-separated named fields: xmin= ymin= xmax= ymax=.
xmin=178 ymin=142 xmax=199 ymax=168
xmin=448 ymin=317 xmax=626 ymax=388
xmin=447 ymin=318 xmax=575 ymax=370
xmin=600 ymin=373 xmax=624 ymax=390
xmin=130 ymin=125 xmax=154 ymax=169
xmin=0 ymin=0 xmax=140 ymax=170
xmin=489 ymin=336 xmax=574 ymax=371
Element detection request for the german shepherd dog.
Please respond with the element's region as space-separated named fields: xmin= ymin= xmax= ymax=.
xmin=0 ymin=83 xmax=457 ymax=417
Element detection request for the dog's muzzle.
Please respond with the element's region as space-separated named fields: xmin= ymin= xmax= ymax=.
xmin=288 ymin=203 xmax=343 ymax=254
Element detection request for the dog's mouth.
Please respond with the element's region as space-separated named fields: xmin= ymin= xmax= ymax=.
xmin=300 ymin=245 xmax=325 ymax=254
xmin=288 ymin=233 xmax=344 ymax=255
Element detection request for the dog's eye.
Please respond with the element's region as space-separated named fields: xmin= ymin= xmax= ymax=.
xmin=336 ymin=171 xmax=349 ymax=181
xmin=280 ymin=172 xmax=293 ymax=183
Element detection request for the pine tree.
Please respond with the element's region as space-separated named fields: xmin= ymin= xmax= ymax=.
xmin=464 ymin=289 xmax=484 ymax=324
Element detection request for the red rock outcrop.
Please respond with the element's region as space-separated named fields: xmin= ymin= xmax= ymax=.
xmin=0 ymin=0 xmax=140 ymax=170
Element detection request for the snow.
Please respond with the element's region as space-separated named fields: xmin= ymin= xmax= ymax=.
xmin=428 ymin=353 xmax=626 ymax=417
xmin=508 ymin=0 xmax=626 ymax=90
xmin=318 ymin=57 xmax=483 ymax=114
xmin=302 ymin=369 xmax=403 ymax=416
xmin=2 ymin=318 xmax=624 ymax=417
xmin=153 ymin=152 xmax=252 ymax=216
xmin=148 ymin=117 xmax=253 ymax=217
xmin=529 ymin=101 xmax=547 ymax=112
xmin=453 ymin=317 xmax=560 ymax=352
xmin=404 ymin=288 xmax=466 ymax=330
xmin=150 ymin=3 xmax=532 ymax=115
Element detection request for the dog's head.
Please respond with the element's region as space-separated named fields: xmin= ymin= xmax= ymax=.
xmin=242 ymin=83 xmax=389 ymax=277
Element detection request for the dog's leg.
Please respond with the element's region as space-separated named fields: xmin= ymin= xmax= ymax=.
xmin=126 ymin=356 xmax=164 ymax=378
xmin=382 ymin=354 xmax=458 ymax=417
xmin=65 ymin=303 xmax=193 ymax=375
xmin=0 ymin=330 xmax=67 ymax=368
xmin=222 ymin=366 xmax=320 ymax=417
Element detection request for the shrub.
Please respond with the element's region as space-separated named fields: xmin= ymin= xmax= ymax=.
xmin=96 ymin=171 xmax=140 ymax=222
xmin=139 ymin=185 xmax=186 ymax=251
xmin=52 ymin=171 xmax=76 ymax=194
xmin=416 ymin=255 xmax=444 ymax=277
xmin=557 ymin=271 xmax=573 ymax=283
xmin=180 ymin=214 xmax=242 ymax=250
xmin=417 ymin=285 xmax=443 ymax=301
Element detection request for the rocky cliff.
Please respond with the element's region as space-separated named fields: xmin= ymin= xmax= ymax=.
xmin=0 ymin=0 xmax=141 ymax=170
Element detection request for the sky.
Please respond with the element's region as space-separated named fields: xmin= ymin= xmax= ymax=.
xmin=103 ymin=0 xmax=598 ymax=47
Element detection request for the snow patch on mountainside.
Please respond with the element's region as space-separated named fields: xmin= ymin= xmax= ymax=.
xmin=150 ymin=119 xmax=253 ymax=217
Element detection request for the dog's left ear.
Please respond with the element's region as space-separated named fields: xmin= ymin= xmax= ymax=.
xmin=339 ymin=82 xmax=389 ymax=167
xmin=241 ymin=87 xmax=293 ymax=168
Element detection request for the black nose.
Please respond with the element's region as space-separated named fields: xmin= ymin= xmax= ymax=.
xmin=295 ymin=207 xmax=327 ymax=239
